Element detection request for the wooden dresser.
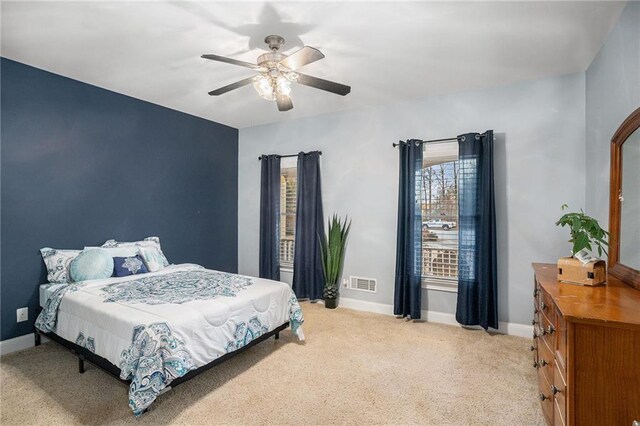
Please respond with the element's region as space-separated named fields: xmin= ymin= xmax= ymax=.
xmin=532 ymin=263 xmax=640 ymax=425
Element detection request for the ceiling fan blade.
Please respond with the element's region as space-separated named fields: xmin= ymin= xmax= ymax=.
xmin=276 ymin=93 xmax=293 ymax=111
xmin=295 ymin=73 xmax=351 ymax=96
xmin=201 ymin=54 xmax=261 ymax=70
xmin=208 ymin=77 xmax=255 ymax=96
xmin=279 ymin=46 xmax=325 ymax=70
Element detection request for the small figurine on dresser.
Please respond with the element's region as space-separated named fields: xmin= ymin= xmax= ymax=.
xmin=555 ymin=204 xmax=609 ymax=286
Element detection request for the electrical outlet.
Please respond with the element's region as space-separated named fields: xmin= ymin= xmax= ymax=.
xmin=16 ymin=307 xmax=28 ymax=323
xmin=342 ymin=277 xmax=349 ymax=288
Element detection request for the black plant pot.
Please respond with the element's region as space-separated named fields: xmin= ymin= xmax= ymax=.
xmin=324 ymin=297 xmax=338 ymax=309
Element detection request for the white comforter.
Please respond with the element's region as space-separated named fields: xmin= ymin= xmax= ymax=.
xmin=35 ymin=264 xmax=304 ymax=415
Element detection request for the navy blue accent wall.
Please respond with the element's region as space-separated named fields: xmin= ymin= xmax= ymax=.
xmin=1 ymin=58 xmax=238 ymax=341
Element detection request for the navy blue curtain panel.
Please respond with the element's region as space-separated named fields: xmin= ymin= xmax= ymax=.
xmin=292 ymin=151 xmax=326 ymax=300
xmin=259 ymin=155 xmax=281 ymax=281
xmin=393 ymin=140 xmax=423 ymax=319
xmin=455 ymin=130 xmax=498 ymax=330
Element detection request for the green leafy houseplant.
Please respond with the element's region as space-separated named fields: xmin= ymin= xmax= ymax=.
xmin=319 ymin=214 xmax=351 ymax=309
xmin=555 ymin=205 xmax=609 ymax=258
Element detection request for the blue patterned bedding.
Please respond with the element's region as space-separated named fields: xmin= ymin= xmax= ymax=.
xmin=35 ymin=264 xmax=304 ymax=416
xmin=102 ymin=270 xmax=253 ymax=304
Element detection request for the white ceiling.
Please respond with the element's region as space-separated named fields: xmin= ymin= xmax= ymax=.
xmin=1 ymin=1 xmax=626 ymax=129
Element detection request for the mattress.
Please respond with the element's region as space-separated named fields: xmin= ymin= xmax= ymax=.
xmin=35 ymin=264 xmax=304 ymax=415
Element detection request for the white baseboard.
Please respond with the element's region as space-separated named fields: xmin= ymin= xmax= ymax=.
xmin=336 ymin=298 xmax=394 ymax=316
xmin=0 ymin=333 xmax=49 ymax=356
xmin=338 ymin=297 xmax=533 ymax=338
xmin=0 ymin=333 xmax=36 ymax=356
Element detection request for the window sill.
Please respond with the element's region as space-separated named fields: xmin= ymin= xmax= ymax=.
xmin=421 ymin=277 xmax=458 ymax=293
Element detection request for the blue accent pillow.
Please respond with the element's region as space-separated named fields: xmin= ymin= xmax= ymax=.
xmin=70 ymin=249 xmax=114 ymax=282
xmin=113 ymin=255 xmax=149 ymax=277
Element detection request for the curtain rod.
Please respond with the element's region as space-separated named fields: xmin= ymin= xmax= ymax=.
xmin=392 ymin=137 xmax=457 ymax=147
xmin=391 ymin=134 xmax=493 ymax=148
xmin=258 ymin=151 xmax=322 ymax=161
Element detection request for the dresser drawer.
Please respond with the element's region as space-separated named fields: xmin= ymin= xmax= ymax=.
xmin=538 ymin=288 xmax=555 ymax=321
xmin=538 ymin=368 xmax=554 ymax=425
xmin=553 ymin=363 xmax=566 ymax=426
xmin=531 ymin=339 xmax=538 ymax=367
xmin=554 ymin=312 xmax=567 ymax=379
xmin=534 ymin=279 xmax=541 ymax=302
xmin=539 ymin=308 xmax=556 ymax=350
xmin=537 ymin=337 xmax=554 ymax=386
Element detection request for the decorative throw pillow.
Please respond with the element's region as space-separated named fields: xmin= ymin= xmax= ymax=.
xmin=137 ymin=246 xmax=170 ymax=272
xmin=101 ymin=236 xmax=162 ymax=251
xmin=40 ymin=248 xmax=81 ymax=283
xmin=113 ymin=255 xmax=149 ymax=277
xmin=70 ymin=249 xmax=114 ymax=282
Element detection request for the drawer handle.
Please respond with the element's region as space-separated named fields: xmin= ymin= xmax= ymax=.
xmin=541 ymin=328 xmax=548 ymax=336
xmin=532 ymin=319 xmax=538 ymax=325
xmin=533 ymin=361 xmax=539 ymax=369
xmin=529 ymin=345 xmax=536 ymax=352
xmin=547 ymin=325 xmax=555 ymax=335
xmin=540 ymin=301 xmax=548 ymax=310
xmin=539 ymin=359 xmax=548 ymax=367
xmin=539 ymin=393 xmax=549 ymax=401
xmin=551 ymin=385 xmax=560 ymax=395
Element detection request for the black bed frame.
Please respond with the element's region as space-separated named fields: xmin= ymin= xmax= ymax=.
xmin=35 ymin=321 xmax=290 ymax=400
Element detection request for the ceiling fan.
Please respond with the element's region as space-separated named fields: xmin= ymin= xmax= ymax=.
xmin=202 ymin=35 xmax=351 ymax=112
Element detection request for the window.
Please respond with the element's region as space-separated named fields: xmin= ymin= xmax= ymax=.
xmin=419 ymin=141 xmax=459 ymax=291
xmin=279 ymin=158 xmax=297 ymax=268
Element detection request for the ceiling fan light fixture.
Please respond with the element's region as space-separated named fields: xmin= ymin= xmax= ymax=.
xmin=253 ymin=72 xmax=293 ymax=101
xmin=253 ymin=74 xmax=276 ymax=101
xmin=276 ymin=75 xmax=292 ymax=96
xmin=283 ymin=70 xmax=299 ymax=82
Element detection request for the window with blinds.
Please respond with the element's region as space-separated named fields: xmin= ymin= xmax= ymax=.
xmin=419 ymin=141 xmax=459 ymax=290
xmin=279 ymin=161 xmax=297 ymax=267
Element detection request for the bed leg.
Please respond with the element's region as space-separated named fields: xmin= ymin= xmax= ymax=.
xmin=274 ymin=332 xmax=279 ymax=340
xmin=34 ymin=329 xmax=41 ymax=346
xmin=78 ymin=354 xmax=85 ymax=374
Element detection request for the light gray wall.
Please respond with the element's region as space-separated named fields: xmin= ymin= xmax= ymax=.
xmin=238 ymin=73 xmax=586 ymax=326
xmin=585 ymin=1 xmax=640 ymax=226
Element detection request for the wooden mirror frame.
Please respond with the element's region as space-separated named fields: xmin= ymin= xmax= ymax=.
xmin=608 ymin=106 xmax=640 ymax=290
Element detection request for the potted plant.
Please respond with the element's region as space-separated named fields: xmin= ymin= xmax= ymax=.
xmin=319 ymin=214 xmax=351 ymax=309
xmin=555 ymin=205 xmax=609 ymax=286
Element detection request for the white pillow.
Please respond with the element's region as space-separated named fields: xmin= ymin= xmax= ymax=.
xmin=40 ymin=247 xmax=81 ymax=283
xmin=101 ymin=236 xmax=162 ymax=250
xmin=84 ymin=246 xmax=139 ymax=257
xmin=137 ymin=246 xmax=170 ymax=272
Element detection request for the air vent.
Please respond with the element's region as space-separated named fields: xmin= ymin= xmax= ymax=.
xmin=349 ymin=276 xmax=377 ymax=293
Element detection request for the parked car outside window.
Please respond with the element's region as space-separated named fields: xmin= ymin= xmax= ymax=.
xmin=422 ymin=219 xmax=457 ymax=231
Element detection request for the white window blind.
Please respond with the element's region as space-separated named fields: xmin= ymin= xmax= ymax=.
xmin=279 ymin=159 xmax=297 ymax=267
xmin=420 ymin=141 xmax=460 ymax=288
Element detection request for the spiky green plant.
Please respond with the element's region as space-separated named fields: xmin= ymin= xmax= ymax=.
xmin=555 ymin=204 xmax=609 ymax=257
xmin=319 ymin=214 xmax=351 ymax=298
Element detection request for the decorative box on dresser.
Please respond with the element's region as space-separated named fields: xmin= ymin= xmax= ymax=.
xmin=532 ymin=263 xmax=640 ymax=425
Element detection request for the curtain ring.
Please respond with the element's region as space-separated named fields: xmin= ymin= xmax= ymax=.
xmin=475 ymin=134 xmax=481 ymax=140
xmin=460 ymin=136 xmax=466 ymax=142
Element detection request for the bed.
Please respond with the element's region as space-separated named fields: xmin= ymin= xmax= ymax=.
xmin=35 ymin=263 xmax=304 ymax=416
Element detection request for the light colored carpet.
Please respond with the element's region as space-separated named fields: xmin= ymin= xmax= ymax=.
xmin=0 ymin=302 xmax=544 ymax=425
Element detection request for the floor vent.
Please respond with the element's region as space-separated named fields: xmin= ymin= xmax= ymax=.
xmin=349 ymin=276 xmax=377 ymax=293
